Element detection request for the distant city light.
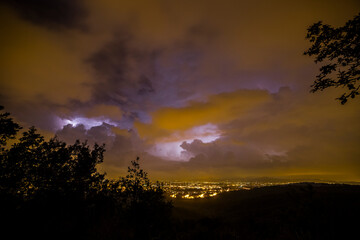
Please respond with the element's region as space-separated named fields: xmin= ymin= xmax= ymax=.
xmin=164 ymin=181 xmax=296 ymax=200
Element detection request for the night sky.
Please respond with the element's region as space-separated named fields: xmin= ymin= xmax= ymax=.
xmin=1 ymin=0 xmax=359 ymax=181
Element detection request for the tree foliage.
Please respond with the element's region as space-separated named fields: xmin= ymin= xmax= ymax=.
xmin=0 ymin=106 xmax=172 ymax=239
xmin=304 ymin=12 xmax=360 ymax=104
xmin=0 ymin=126 xmax=106 ymax=201
xmin=0 ymin=105 xmax=21 ymax=147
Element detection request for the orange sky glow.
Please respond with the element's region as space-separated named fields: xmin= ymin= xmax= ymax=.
xmin=1 ymin=0 xmax=359 ymax=181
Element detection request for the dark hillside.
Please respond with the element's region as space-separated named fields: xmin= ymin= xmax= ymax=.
xmin=172 ymin=183 xmax=360 ymax=240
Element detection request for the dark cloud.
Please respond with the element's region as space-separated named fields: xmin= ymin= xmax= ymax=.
xmin=85 ymin=27 xmax=218 ymax=125
xmin=1 ymin=0 xmax=87 ymax=30
xmin=137 ymin=75 xmax=155 ymax=95
xmin=87 ymin=33 xmax=158 ymax=108
xmin=55 ymin=123 xmax=146 ymax=169
xmin=56 ymin=124 xmax=88 ymax=144
xmin=180 ymin=138 xmax=278 ymax=170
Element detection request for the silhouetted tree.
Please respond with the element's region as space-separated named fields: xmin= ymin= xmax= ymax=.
xmin=0 ymin=106 xmax=172 ymax=239
xmin=0 ymin=105 xmax=21 ymax=147
xmin=122 ymin=157 xmax=162 ymax=204
xmin=0 ymin=126 xmax=106 ymax=201
xmin=304 ymin=12 xmax=360 ymax=104
xmin=98 ymin=157 xmax=173 ymax=239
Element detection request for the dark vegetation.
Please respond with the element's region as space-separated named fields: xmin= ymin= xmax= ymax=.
xmin=0 ymin=106 xmax=172 ymax=239
xmin=1 ymin=106 xmax=360 ymax=239
xmin=172 ymin=183 xmax=360 ymax=240
xmin=304 ymin=12 xmax=360 ymax=104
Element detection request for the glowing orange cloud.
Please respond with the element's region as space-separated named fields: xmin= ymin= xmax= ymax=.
xmin=135 ymin=89 xmax=270 ymax=140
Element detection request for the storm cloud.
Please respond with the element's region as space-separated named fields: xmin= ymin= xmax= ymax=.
xmin=1 ymin=0 xmax=359 ymax=180
xmin=1 ymin=0 xmax=88 ymax=30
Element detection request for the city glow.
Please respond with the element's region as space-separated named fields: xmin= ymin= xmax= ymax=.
xmin=165 ymin=181 xmax=297 ymax=199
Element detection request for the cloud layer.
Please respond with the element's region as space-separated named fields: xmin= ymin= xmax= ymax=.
xmin=1 ymin=0 xmax=359 ymax=181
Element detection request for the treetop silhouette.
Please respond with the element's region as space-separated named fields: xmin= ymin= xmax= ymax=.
xmin=0 ymin=105 xmax=171 ymax=239
xmin=304 ymin=12 xmax=360 ymax=104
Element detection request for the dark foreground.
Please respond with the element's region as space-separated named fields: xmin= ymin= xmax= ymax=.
xmin=171 ymin=183 xmax=360 ymax=240
xmin=2 ymin=182 xmax=360 ymax=239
